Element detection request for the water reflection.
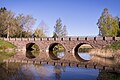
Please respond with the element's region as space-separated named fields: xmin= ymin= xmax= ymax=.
xmin=78 ymin=52 xmax=92 ymax=60
xmin=0 ymin=55 xmax=120 ymax=80
xmin=0 ymin=63 xmax=101 ymax=80
xmin=49 ymin=51 xmax=65 ymax=60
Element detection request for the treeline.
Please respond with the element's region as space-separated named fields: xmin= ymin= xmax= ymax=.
xmin=0 ymin=7 xmax=36 ymax=38
xmin=0 ymin=7 xmax=68 ymax=38
xmin=97 ymin=8 xmax=120 ymax=37
xmin=2 ymin=7 xmax=119 ymax=38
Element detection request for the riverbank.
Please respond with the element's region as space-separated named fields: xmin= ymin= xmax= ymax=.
xmin=0 ymin=39 xmax=16 ymax=61
xmin=89 ymin=41 xmax=120 ymax=58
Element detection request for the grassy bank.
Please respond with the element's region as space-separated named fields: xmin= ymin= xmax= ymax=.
xmin=0 ymin=39 xmax=16 ymax=50
xmin=107 ymin=41 xmax=120 ymax=50
xmin=90 ymin=41 xmax=120 ymax=59
xmin=0 ymin=39 xmax=16 ymax=61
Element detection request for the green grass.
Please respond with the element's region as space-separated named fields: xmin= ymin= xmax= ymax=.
xmin=0 ymin=39 xmax=16 ymax=61
xmin=0 ymin=39 xmax=16 ymax=50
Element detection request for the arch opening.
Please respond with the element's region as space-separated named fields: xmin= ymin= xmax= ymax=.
xmin=26 ymin=43 xmax=40 ymax=59
xmin=74 ymin=43 xmax=93 ymax=61
xmin=49 ymin=43 xmax=65 ymax=60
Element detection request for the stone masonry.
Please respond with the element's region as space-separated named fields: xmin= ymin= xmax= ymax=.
xmin=1 ymin=36 xmax=120 ymax=61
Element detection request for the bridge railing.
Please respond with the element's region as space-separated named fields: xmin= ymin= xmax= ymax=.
xmin=1 ymin=37 xmax=120 ymax=41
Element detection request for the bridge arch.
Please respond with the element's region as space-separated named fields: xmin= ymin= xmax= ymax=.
xmin=73 ymin=43 xmax=93 ymax=61
xmin=47 ymin=43 xmax=66 ymax=60
xmin=26 ymin=43 xmax=39 ymax=59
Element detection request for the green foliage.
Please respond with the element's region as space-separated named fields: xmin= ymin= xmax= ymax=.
xmin=107 ymin=41 xmax=120 ymax=50
xmin=97 ymin=8 xmax=120 ymax=37
xmin=32 ymin=44 xmax=40 ymax=51
xmin=0 ymin=39 xmax=16 ymax=50
xmin=53 ymin=44 xmax=64 ymax=51
xmin=0 ymin=39 xmax=16 ymax=61
xmin=0 ymin=7 xmax=36 ymax=38
xmin=79 ymin=48 xmax=91 ymax=53
xmin=34 ymin=28 xmax=46 ymax=37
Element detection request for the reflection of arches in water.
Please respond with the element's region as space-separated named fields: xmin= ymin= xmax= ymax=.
xmin=48 ymin=43 xmax=65 ymax=60
xmin=74 ymin=43 xmax=93 ymax=61
xmin=26 ymin=43 xmax=39 ymax=59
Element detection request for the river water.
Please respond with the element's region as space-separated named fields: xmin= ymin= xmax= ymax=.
xmin=0 ymin=63 xmax=100 ymax=80
xmin=0 ymin=52 xmax=120 ymax=80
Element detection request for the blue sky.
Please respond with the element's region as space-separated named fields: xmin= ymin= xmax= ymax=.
xmin=0 ymin=0 xmax=120 ymax=36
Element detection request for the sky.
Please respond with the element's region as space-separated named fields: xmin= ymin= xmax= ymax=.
xmin=0 ymin=0 xmax=120 ymax=37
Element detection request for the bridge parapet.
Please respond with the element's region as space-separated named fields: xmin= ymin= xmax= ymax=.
xmin=1 ymin=37 xmax=120 ymax=41
xmin=114 ymin=37 xmax=120 ymax=40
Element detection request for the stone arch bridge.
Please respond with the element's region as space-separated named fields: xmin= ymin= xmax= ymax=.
xmin=2 ymin=36 xmax=120 ymax=72
xmin=2 ymin=36 xmax=119 ymax=61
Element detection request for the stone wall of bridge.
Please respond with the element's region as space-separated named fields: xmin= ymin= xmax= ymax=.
xmin=1 ymin=37 xmax=119 ymax=61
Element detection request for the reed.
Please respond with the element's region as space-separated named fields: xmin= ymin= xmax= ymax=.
xmin=89 ymin=49 xmax=116 ymax=58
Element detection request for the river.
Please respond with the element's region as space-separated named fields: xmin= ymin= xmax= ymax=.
xmin=0 ymin=51 xmax=120 ymax=80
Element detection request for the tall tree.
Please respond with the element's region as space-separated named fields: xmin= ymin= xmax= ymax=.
xmin=54 ymin=18 xmax=63 ymax=37
xmin=0 ymin=7 xmax=18 ymax=38
xmin=53 ymin=18 xmax=68 ymax=37
xmin=97 ymin=8 xmax=119 ymax=37
xmin=61 ymin=25 xmax=68 ymax=37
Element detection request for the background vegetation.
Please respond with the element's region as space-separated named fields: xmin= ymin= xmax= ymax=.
xmin=0 ymin=7 xmax=68 ymax=38
xmin=97 ymin=8 xmax=120 ymax=37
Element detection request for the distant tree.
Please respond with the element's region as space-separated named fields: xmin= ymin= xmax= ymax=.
xmin=38 ymin=20 xmax=49 ymax=36
xmin=33 ymin=28 xmax=46 ymax=37
xmin=53 ymin=32 xmax=58 ymax=38
xmin=16 ymin=14 xmax=36 ymax=37
xmin=97 ymin=8 xmax=119 ymax=37
xmin=53 ymin=18 xmax=68 ymax=37
xmin=54 ymin=18 xmax=63 ymax=37
xmin=61 ymin=25 xmax=68 ymax=37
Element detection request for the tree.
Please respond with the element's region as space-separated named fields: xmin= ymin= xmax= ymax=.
xmin=61 ymin=25 xmax=68 ymax=37
xmin=0 ymin=7 xmax=36 ymax=38
xmin=0 ymin=7 xmax=18 ymax=38
xmin=97 ymin=8 xmax=119 ymax=37
xmin=54 ymin=18 xmax=63 ymax=37
xmin=33 ymin=28 xmax=46 ymax=37
xmin=0 ymin=7 xmax=7 ymax=37
xmin=38 ymin=20 xmax=49 ymax=36
xmin=16 ymin=14 xmax=36 ymax=37
xmin=53 ymin=18 xmax=68 ymax=37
